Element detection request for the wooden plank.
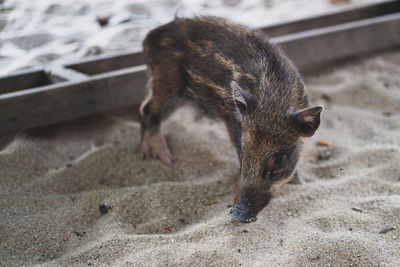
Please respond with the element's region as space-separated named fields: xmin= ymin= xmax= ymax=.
xmin=0 ymin=1 xmax=397 ymax=93
xmin=0 ymin=65 xmax=147 ymax=135
xmin=0 ymin=49 xmax=144 ymax=94
xmin=66 ymin=49 xmax=144 ymax=75
xmin=0 ymin=68 xmax=50 ymax=94
xmin=45 ymin=66 xmax=89 ymax=83
xmin=262 ymin=0 xmax=400 ymax=37
xmin=273 ymin=13 xmax=400 ymax=70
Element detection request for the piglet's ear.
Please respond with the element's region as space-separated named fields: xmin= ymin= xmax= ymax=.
xmin=292 ymin=106 xmax=323 ymax=137
xmin=231 ymin=81 xmax=256 ymax=115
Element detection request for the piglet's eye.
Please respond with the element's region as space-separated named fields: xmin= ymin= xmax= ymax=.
xmin=266 ymin=154 xmax=288 ymax=169
xmin=267 ymin=156 xmax=275 ymax=168
xmin=274 ymin=154 xmax=288 ymax=166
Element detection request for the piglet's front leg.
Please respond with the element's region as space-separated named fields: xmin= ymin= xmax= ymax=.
xmin=139 ymin=67 xmax=181 ymax=167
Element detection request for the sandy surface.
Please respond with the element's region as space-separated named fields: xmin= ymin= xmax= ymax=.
xmin=1 ymin=50 xmax=399 ymax=266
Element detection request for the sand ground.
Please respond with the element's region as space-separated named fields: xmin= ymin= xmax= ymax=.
xmin=1 ymin=50 xmax=399 ymax=266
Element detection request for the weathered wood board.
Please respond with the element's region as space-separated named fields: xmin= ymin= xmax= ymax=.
xmin=0 ymin=68 xmax=50 ymax=94
xmin=275 ymin=13 xmax=400 ymax=70
xmin=262 ymin=0 xmax=400 ymax=37
xmin=0 ymin=66 xmax=147 ymax=135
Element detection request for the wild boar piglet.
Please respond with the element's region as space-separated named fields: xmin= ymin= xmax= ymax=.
xmin=139 ymin=16 xmax=322 ymax=223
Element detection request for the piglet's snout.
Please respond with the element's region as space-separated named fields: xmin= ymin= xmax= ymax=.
xmin=229 ymin=185 xmax=271 ymax=223
xmin=229 ymin=199 xmax=257 ymax=223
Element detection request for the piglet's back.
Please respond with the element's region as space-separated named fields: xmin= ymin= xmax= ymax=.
xmin=143 ymin=17 xmax=300 ymax=100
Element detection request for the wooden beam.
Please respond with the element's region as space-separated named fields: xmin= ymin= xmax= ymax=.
xmin=0 ymin=68 xmax=50 ymax=94
xmin=45 ymin=66 xmax=89 ymax=83
xmin=261 ymin=0 xmax=400 ymax=37
xmin=66 ymin=49 xmax=144 ymax=75
xmin=0 ymin=49 xmax=144 ymax=94
xmin=273 ymin=13 xmax=400 ymax=71
xmin=0 ymin=65 xmax=147 ymax=135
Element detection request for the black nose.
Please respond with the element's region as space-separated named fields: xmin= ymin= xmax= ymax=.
xmin=229 ymin=202 xmax=257 ymax=223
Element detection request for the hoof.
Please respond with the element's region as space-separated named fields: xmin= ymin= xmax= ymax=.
xmin=140 ymin=132 xmax=174 ymax=167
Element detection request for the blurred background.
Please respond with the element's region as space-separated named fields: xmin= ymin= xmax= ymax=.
xmin=0 ymin=0 xmax=384 ymax=76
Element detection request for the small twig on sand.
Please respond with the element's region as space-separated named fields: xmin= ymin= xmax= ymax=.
xmin=316 ymin=140 xmax=329 ymax=146
xmin=205 ymin=200 xmax=217 ymax=206
xmin=351 ymin=207 xmax=363 ymax=213
xmin=379 ymin=227 xmax=395 ymax=234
